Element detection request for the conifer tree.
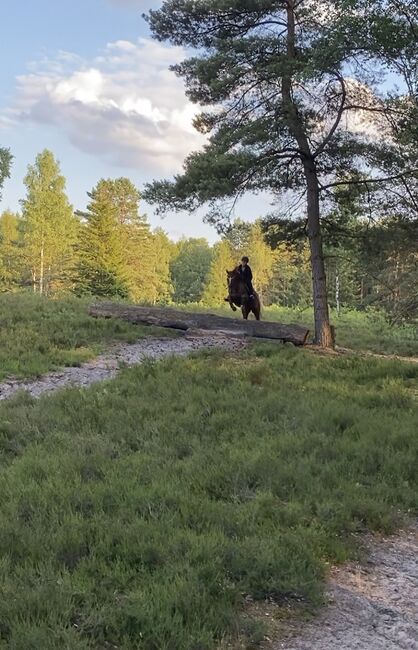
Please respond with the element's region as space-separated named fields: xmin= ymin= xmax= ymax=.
xmin=77 ymin=180 xmax=131 ymax=298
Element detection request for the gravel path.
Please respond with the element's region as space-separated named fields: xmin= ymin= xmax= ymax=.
xmin=274 ymin=527 xmax=418 ymax=650
xmin=0 ymin=333 xmax=246 ymax=401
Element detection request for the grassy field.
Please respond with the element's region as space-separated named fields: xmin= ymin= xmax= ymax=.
xmin=1 ymin=294 xmax=416 ymax=383
xmin=0 ymin=294 xmax=172 ymax=380
xmin=182 ymin=303 xmax=418 ymax=358
xmin=265 ymin=306 xmax=418 ymax=357
xmin=0 ymin=340 xmax=416 ymax=648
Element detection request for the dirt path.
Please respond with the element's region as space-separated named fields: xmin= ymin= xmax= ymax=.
xmin=0 ymin=333 xmax=246 ymax=401
xmin=272 ymin=527 xmax=418 ymax=650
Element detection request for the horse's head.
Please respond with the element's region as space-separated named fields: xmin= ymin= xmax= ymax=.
xmin=226 ymin=267 xmax=239 ymax=290
xmin=226 ymin=267 xmax=246 ymax=296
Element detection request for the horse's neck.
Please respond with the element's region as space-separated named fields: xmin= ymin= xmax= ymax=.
xmin=231 ymin=280 xmax=248 ymax=298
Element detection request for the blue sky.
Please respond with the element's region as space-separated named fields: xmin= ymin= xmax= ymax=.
xmin=0 ymin=0 xmax=272 ymax=243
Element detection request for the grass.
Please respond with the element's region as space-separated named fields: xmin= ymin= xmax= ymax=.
xmin=179 ymin=302 xmax=418 ymax=358
xmin=0 ymin=293 xmax=173 ymax=380
xmin=1 ymin=294 xmax=415 ymax=383
xmin=0 ymin=343 xmax=416 ymax=648
xmin=265 ymin=306 xmax=418 ymax=357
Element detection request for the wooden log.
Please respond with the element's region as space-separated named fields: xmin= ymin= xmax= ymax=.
xmin=89 ymin=303 xmax=310 ymax=346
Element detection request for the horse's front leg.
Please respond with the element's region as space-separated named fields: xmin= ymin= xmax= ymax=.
xmin=225 ymin=297 xmax=237 ymax=312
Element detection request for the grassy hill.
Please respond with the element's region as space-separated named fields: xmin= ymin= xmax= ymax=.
xmin=0 ymin=294 xmax=173 ymax=381
xmin=0 ymin=296 xmax=416 ymax=648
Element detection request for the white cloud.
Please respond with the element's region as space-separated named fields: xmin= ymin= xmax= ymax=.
xmin=3 ymin=38 xmax=205 ymax=172
xmin=108 ymin=0 xmax=161 ymax=10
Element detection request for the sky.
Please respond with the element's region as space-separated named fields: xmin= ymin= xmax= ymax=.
xmin=0 ymin=0 xmax=273 ymax=243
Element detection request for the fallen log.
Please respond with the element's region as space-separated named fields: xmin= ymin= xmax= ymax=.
xmin=89 ymin=303 xmax=310 ymax=346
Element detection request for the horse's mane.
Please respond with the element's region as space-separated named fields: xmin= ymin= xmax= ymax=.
xmin=227 ymin=267 xmax=249 ymax=297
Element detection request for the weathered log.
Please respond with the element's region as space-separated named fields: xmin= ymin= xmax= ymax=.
xmin=89 ymin=303 xmax=310 ymax=346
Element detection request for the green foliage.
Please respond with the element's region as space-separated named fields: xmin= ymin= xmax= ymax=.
xmin=2 ymin=145 xmax=417 ymax=328
xmin=0 ymin=294 xmax=161 ymax=380
xmin=0 ymin=344 xmax=416 ymax=647
xmin=76 ymin=179 xmax=175 ymax=303
xmin=264 ymin=305 xmax=418 ymax=357
xmin=146 ymin=228 xmax=175 ymax=304
xmin=77 ymin=180 xmax=132 ymax=298
xmin=21 ymin=150 xmax=77 ymax=294
xmin=0 ymin=147 xmax=12 ymax=201
xmin=202 ymin=239 xmax=235 ymax=305
xmin=266 ymin=243 xmax=312 ymax=308
xmin=170 ymin=238 xmax=213 ymax=302
xmin=0 ymin=211 xmax=22 ymax=292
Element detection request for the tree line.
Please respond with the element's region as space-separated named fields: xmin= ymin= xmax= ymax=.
xmin=0 ymin=147 xmax=417 ymax=321
xmin=0 ymin=149 xmax=305 ymax=306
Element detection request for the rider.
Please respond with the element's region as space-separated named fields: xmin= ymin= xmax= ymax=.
xmin=238 ymin=256 xmax=255 ymax=298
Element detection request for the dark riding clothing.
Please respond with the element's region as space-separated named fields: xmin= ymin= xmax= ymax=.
xmin=239 ymin=264 xmax=255 ymax=296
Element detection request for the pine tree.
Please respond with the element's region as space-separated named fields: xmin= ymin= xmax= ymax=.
xmin=108 ymin=178 xmax=155 ymax=301
xmin=202 ymin=239 xmax=235 ymax=305
xmin=126 ymin=218 xmax=155 ymax=302
xmin=22 ymin=150 xmax=77 ymax=294
xmin=77 ymin=180 xmax=131 ymax=298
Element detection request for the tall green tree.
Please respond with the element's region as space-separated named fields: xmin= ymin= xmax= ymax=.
xmin=202 ymin=239 xmax=235 ymax=305
xmin=22 ymin=150 xmax=77 ymax=294
xmin=97 ymin=178 xmax=155 ymax=301
xmin=144 ymin=0 xmax=418 ymax=346
xmin=0 ymin=210 xmax=22 ymax=291
xmin=77 ymin=180 xmax=131 ymax=298
xmin=245 ymin=222 xmax=276 ymax=303
xmin=170 ymin=238 xmax=212 ymax=303
xmin=127 ymin=225 xmax=175 ymax=304
xmin=148 ymin=228 xmax=175 ymax=304
xmin=268 ymin=243 xmax=312 ymax=308
xmin=0 ymin=148 xmax=12 ymax=201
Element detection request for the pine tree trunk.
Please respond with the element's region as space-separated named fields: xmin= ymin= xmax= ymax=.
xmin=283 ymin=0 xmax=334 ymax=348
xmin=304 ymin=163 xmax=334 ymax=347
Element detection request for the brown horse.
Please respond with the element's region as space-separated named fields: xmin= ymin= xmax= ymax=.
xmin=225 ymin=267 xmax=261 ymax=320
